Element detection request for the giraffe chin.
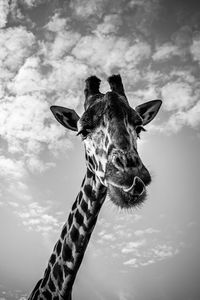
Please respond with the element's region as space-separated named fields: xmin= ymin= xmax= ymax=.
xmin=107 ymin=179 xmax=146 ymax=209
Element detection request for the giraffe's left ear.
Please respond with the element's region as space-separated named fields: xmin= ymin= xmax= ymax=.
xmin=50 ymin=105 xmax=80 ymax=131
xmin=135 ymin=100 xmax=162 ymax=126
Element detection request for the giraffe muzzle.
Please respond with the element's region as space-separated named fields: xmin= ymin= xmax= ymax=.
xmin=123 ymin=176 xmax=145 ymax=196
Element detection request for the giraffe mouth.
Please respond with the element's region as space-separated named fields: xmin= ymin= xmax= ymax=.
xmin=107 ymin=176 xmax=146 ymax=208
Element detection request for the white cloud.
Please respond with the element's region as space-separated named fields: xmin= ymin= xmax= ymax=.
xmin=121 ymin=239 xmax=146 ymax=253
xmin=0 ymin=156 xmax=26 ymax=179
xmin=0 ymin=0 xmax=9 ymax=28
xmin=134 ymin=228 xmax=160 ymax=236
xmin=125 ymin=41 xmax=151 ymax=64
xmin=42 ymin=14 xmax=81 ymax=61
xmin=0 ymin=94 xmax=48 ymax=147
xmin=170 ymin=69 xmax=196 ymax=84
xmin=8 ymin=201 xmax=19 ymax=207
xmin=0 ymin=21 xmax=83 ymax=180
xmin=132 ymin=85 xmax=159 ymax=104
xmin=161 ymin=100 xmax=200 ymax=133
xmin=0 ymin=90 xmax=72 ymax=170
xmin=0 ymin=26 xmax=35 ymax=101
xmin=9 ymin=56 xmax=45 ymax=95
xmin=45 ymin=13 xmax=68 ymax=32
xmin=152 ymin=244 xmax=179 ymax=260
xmin=0 ymin=26 xmax=35 ymax=74
xmin=123 ymin=258 xmax=137 ymax=266
xmin=21 ymin=0 xmax=47 ymax=7
xmin=26 ymin=156 xmax=56 ymax=173
xmin=152 ymin=42 xmax=180 ymax=61
xmin=70 ymin=0 xmax=105 ymax=19
xmin=46 ymin=55 xmax=89 ymax=92
xmin=101 ymin=233 xmax=116 ymax=241
xmin=134 ymin=214 xmax=142 ymax=221
xmin=44 ymin=31 xmax=81 ymax=61
xmin=140 ymin=259 xmax=155 ymax=266
xmin=72 ymin=33 xmax=151 ymax=74
xmin=0 ymin=155 xmax=37 ymax=231
xmin=161 ymin=81 xmax=195 ymax=111
xmin=118 ymin=290 xmax=132 ymax=300
xmin=171 ymin=25 xmax=192 ymax=49
xmin=16 ymin=201 xmax=61 ymax=235
xmin=190 ymin=35 xmax=200 ymax=63
xmin=94 ymin=14 xmax=122 ymax=36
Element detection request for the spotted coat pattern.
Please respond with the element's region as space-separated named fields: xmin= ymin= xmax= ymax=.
xmin=28 ymin=169 xmax=107 ymax=300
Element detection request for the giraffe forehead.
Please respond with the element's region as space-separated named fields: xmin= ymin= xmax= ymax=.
xmin=80 ymin=93 xmax=142 ymax=129
xmin=80 ymin=99 xmax=106 ymax=128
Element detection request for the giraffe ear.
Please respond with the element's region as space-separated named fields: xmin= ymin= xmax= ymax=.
xmin=135 ymin=100 xmax=162 ymax=126
xmin=50 ymin=106 xmax=80 ymax=131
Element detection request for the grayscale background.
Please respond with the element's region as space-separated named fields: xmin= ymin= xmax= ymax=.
xmin=0 ymin=0 xmax=199 ymax=299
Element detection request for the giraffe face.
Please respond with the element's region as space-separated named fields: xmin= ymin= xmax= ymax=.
xmin=50 ymin=75 xmax=162 ymax=209
xmin=78 ymin=92 xmax=154 ymax=208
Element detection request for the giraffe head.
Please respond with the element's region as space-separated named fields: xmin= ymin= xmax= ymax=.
xmin=51 ymin=75 xmax=162 ymax=209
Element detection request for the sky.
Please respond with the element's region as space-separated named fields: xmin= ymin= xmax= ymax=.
xmin=0 ymin=0 xmax=200 ymax=299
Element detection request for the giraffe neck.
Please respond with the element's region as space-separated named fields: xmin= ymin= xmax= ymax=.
xmin=29 ymin=168 xmax=107 ymax=300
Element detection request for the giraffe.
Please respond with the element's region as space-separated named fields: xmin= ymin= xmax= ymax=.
xmin=28 ymin=74 xmax=162 ymax=300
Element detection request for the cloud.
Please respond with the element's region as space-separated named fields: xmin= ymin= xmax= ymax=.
xmin=0 ymin=0 xmax=9 ymax=28
xmin=72 ymin=32 xmax=151 ymax=74
xmin=121 ymin=239 xmax=146 ymax=254
xmin=0 ymin=26 xmax=35 ymax=75
xmin=26 ymin=156 xmax=56 ymax=173
xmin=15 ymin=201 xmax=61 ymax=235
xmin=134 ymin=228 xmax=160 ymax=236
xmin=140 ymin=259 xmax=155 ymax=267
xmin=94 ymin=14 xmax=122 ymax=36
xmin=118 ymin=290 xmax=132 ymax=300
xmin=152 ymin=244 xmax=179 ymax=260
xmin=45 ymin=13 xmax=68 ymax=32
xmin=161 ymin=81 xmax=196 ymax=111
xmin=45 ymin=55 xmax=89 ymax=93
xmin=95 ymin=214 xmax=185 ymax=270
xmin=125 ymin=41 xmax=151 ymax=64
xmin=0 ymin=92 xmax=69 ymax=158
xmin=0 ymin=47 xmax=74 ymax=170
xmin=0 ymin=26 xmax=35 ymax=101
xmin=70 ymin=0 xmax=105 ymax=19
xmin=161 ymin=101 xmax=200 ymax=133
xmin=122 ymin=242 xmax=180 ymax=268
xmin=43 ymin=19 xmax=81 ymax=61
xmin=21 ymin=0 xmax=49 ymax=8
xmin=0 ymin=146 xmax=60 ymax=237
xmin=0 ymin=155 xmax=26 ymax=180
xmin=152 ymin=43 xmax=181 ymax=61
xmin=101 ymin=233 xmax=116 ymax=241
xmin=123 ymin=258 xmax=138 ymax=266
xmin=132 ymin=85 xmax=159 ymax=104
xmin=9 ymin=56 xmax=45 ymax=95
xmin=171 ymin=25 xmax=193 ymax=49
xmin=190 ymin=34 xmax=200 ymax=63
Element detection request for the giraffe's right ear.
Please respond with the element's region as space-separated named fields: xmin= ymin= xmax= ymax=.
xmin=50 ymin=106 xmax=80 ymax=131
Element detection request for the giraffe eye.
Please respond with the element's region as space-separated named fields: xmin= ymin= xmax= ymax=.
xmin=135 ymin=126 xmax=146 ymax=138
xmin=77 ymin=128 xmax=92 ymax=139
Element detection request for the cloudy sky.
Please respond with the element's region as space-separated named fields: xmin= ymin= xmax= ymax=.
xmin=0 ymin=0 xmax=200 ymax=299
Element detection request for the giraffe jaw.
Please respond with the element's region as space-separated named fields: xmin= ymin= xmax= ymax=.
xmin=107 ymin=177 xmax=146 ymax=209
